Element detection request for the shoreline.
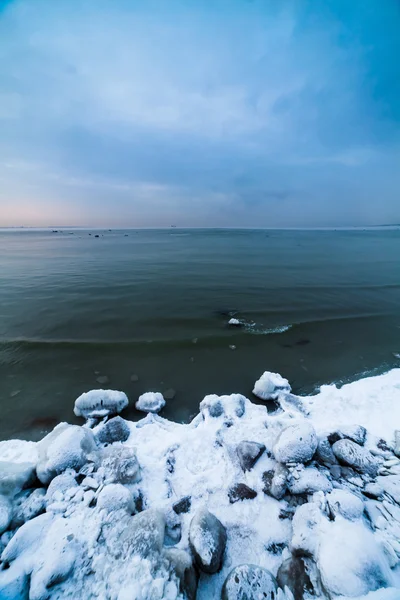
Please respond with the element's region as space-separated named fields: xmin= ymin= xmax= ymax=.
xmin=1 ymin=369 xmax=400 ymax=598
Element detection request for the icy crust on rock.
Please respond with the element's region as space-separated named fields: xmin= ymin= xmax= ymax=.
xmin=136 ymin=392 xmax=166 ymax=413
xmin=74 ymin=389 xmax=128 ymax=419
xmin=253 ymin=371 xmax=292 ymax=401
xmin=0 ymin=369 xmax=400 ymax=599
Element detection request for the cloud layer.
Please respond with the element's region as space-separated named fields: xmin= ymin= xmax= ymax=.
xmin=1 ymin=0 xmax=399 ymax=227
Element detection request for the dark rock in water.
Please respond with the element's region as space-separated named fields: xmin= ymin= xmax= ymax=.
xmin=295 ymin=339 xmax=311 ymax=346
xmin=228 ymin=483 xmax=257 ymax=503
xmin=164 ymin=388 xmax=176 ymax=400
xmin=189 ymin=508 xmax=227 ymax=574
xmin=130 ymin=374 xmax=139 ymax=382
xmin=96 ymin=416 xmax=131 ymax=444
xmin=96 ymin=375 xmax=109 ymax=385
xmin=277 ymin=556 xmax=313 ymax=600
xmin=173 ymin=496 xmax=191 ymax=515
xmin=222 ymin=564 xmax=278 ymax=600
xmin=94 ymin=234 xmax=99 ymax=238
xmin=328 ymin=425 xmax=367 ymax=446
xmin=10 ymin=488 xmax=46 ymax=529
xmin=332 ymin=439 xmax=379 ymax=477
xmin=315 ymin=438 xmax=338 ymax=466
xmin=237 ymin=441 xmax=266 ymax=471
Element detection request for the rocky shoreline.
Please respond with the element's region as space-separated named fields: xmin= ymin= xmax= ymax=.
xmin=1 ymin=370 xmax=400 ymax=599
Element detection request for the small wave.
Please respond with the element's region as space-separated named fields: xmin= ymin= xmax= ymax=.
xmin=248 ymin=324 xmax=293 ymax=335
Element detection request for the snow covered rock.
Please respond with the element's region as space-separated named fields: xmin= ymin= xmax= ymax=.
xmin=173 ymin=496 xmax=191 ymax=515
xmin=262 ymin=464 xmax=288 ymax=499
xmin=189 ymin=507 xmax=227 ymax=574
xmin=164 ymin=547 xmax=198 ymax=600
xmin=96 ymin=416 xmax=131 ymax=444
xmin=0 ymin=462 xmax=36 ymax=497
xmin=315 ymin=438 xmax=338 ymax=466
xmin=0 ymin=562 xmax=29 ymax=600
xmin=0 ymin=495 xmax=12 ymax=535
xmin=236 ymin=441 xmax=266 ymax=471
xmin=100 ymin=445 xmax=141 ymax=484
xmin=136 ymin=392 xmax=166 ymax=413
xmin=222 ymin=564 xmax=278 ymax=600
xmin=1 ymin=512 xmax=54 ymax=565
xmin=332 ymin=439 xmax=380 ymax=477
xmin=326 ymin=489 xmax=364 ymax=521
xmin=200 ymin=394 xmax=246 ymax=420
xmin=328 ymin=425 xmax=367 ymax=446
xmin=291 ymin=502 xmax=324 ymax=557
xmin=228 ymin=483 xmax=257 ymax=503
xmin=277 ymin=556 xmax=312 ymax=600
xmin=274 ymin=421 xmax=318 ymax=465
xmin=287 ymin=467 xmax=332 ymax=495
xmin=228 ymin=318 xmax=241 ymax=327
xmin=102 ymin=508 xmax=165 ymax=560
xmin=36 ymin=423 xmax=97 ymax=484
xmin=253 ymin=371 xmax=291 ymax=401
xmin=97 ymin=483 xmax=134 ymax=513
xmin=74 ymin=389 xmax=129 ymax=419
xmin=10 ymin=489 xmax=46 ymax=529
xmin=45 ymin=471 xmax=78 ymax=504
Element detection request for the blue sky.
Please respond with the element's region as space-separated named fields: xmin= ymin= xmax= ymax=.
xmin=0 ymin=0 xmax=399 ymax=227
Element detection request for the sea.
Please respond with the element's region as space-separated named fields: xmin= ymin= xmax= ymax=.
xmin=1 ymin=227 xmax=399 ymax=440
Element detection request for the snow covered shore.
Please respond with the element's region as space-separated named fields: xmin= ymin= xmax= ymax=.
xmin=1 ymin=370 xmax=400 ymax=599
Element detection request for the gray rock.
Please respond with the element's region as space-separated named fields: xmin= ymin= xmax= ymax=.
xmin=315 ymin=437 xmax=338 ymax=466
xmin=237 ymin=441 xmax=266 ymax=471
xmin=287 ymin=467 xmax=332 ymax=495
xmin=164 ymin=388 xmax=176 ymax=400
xmin=96 ymin=416 xmax=131 ymax=444
xmin=222 ymin=564 xmax=278 ymax=600
xmin=0 ymin=496 xmax=12 ymax=535
xmin=189 ymin=508 xmax=227 ymax=574
xmin=274 ymin=421 xmax=318 ymax=465
xmin=263 ymin=464 xmax=288 ymax=500
xmin=328 ymin=425 xmax=367 ymax=446
xmin=228 ymin=484 xmax=257 ymax=503
xmin=0 ymin=462 xmax=36 ymax=496
xmin=277 ymin=556 xmax=312 ymax=600
xmin=332 ymin=439 xmax=379 ymax=477
xmin=173 ymin=496 xmax=191 ymax=515
xmin=10 ymin=488 xmax=46 ymax=529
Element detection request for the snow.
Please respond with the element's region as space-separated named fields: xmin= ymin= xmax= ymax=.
xmin=253 ymin=371 xmax=291 ymax=400
xmin=228 ymin=318 xmax=241 ymax=326
xmin=136 ymin=392 xmax=166 ymax=413
xmin=74 ymin=389 xmax=129 ymax=419
xmin=1 ymin=368 xmax=400 ymax=599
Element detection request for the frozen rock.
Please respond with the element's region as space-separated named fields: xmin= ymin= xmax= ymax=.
xmin=1 ymin=512 xmax=54 ymax=564
xmin=100 ymin=445 xmax=141 ymax=484
xmin=277 ymin=556 xmax=312 ymax=600
xmin=228 ymin=483 xmax=257 ymax=503
xmin=332 ymin=439 xmax=380 ymax=477
xmin=36 ymin=423 xmax=97 ymax=484
xmin=173 ymin=496 xmax=191 ymax=515
xmin=291 ymin=502 xmax=324 ymax=557
xmin=328 ymin=425 xmax=367 ymax=446
xmin=319 ymin=521 xmax=393 ymax=597
xmin=97 ymin=483 xmax=134 ymax=513
xmin=136 ymin=392 xmax=165 ymax=413
xmin=228 ymin=318 xmax=241 ymax=326
xmin=189 ymin=507 xmax=227 ymax=574
xmin=200 ymin=394 xmax=246 ymax=420
xmin=164 ymin=547 xmax=198 ymax=600
xmin=10 ymin=489 xmax=46 ymax=529
xmin=376 ymin=475 xmax=400 ymax=504
xmin=262 ymin=464 xmax=288 ymax=499
xmin=326 ymin=489 xmax=364 ymax=521
xmin=287 ymin=467 xmax=332 ymax=495
xmin=222 ymin=564 xmax=278 ymax=600
xmin=315 ymin=437 xmax=338 ymax=466
xmin=74 ymin=389 xmax=128 ymax=419
xmin=45 ymin=471 xmax=78 ymax=504
xmin=103 ymin=508 xmax=165 ymax=560
xmin=394 ymin=430 xmax=400 ymax=458
xmin=96 ymin=416 xmax=131 ymax=444
xmin=236 ymin=441 xmax=266 ymax=471
xmin=253 ymin=371 xmax=291 ymax=401
xmin=274 ymin=421 xmax=318 ymax=465
xmin=0 ymin=462 xmax=36 ymax=497
xmin=0 ymin=562 xmax=29 ymax=600
xmin=0 ymin=495 xmax=12 ymax=535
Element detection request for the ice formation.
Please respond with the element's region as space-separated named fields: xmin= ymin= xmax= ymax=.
xmin=0 ymin=369 xmax=400 ymax=599
xmin=136 ymin=392 xmax=166 ymax=413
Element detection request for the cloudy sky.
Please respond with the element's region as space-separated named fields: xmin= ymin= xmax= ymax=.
xmin=0 ymin=0 xmax=399 ymax=227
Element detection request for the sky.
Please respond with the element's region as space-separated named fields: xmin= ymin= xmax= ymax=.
xmin=0 ymin=0 xmax=399 ymax=228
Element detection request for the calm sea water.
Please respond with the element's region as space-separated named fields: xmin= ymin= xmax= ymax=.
xmin=1 ymin=228 xmax=400 ymax=440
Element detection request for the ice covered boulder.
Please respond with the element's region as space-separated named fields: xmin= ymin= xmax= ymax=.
xmin=332 ymin=439 xmax=379 ymax=477
xmin=0 ymin=462 xmax=36 ymax=497
xmin=287 ymin=467 xmax=332 ymax=495
xmin=200 ymin=394 xmax=246 ymax=420
xmin=100 ymin=445 xmax=141 ymax=484
xmin=102 ymin=508 xmax=165 ymax=560
xmin=74 ymin=389 xmax=129 ymax=419
xmin=328 ymin=425 xmax=367 ymax=446
xmin=1 ymin=512 xmax=54 ymax=565
xmin=315 ymin=437 xmax=338 ymax=466
xmin=274 ymin=421 xmax=318 ymax=465
xmin=45 ymin=471 xmax=78 ymax=504
xmin=36 ymin=423 xmax=97 ymax=484
xmin=10 ymin=489 xmax=46 ymax=529
xmin=136 ymin=392 xmax=165 ymax=413
xmin=0 ymin=495 xmax=12 ymax=535
xmin=253 ymin=371 xmax=291 ymax=401
xmin=262 ymin=464 xmax=288 ymax=500
xmin=164 ymin=547 xmax=198 ymax=600
xmin=96 ymin=416 xmax=131 ymax=444
xmin=222 ymin=564 xmax=278 ymax=600
xmin=291 ymin=502 xmax=325 ymax=557
xmin=236 ymin=441 xmax=266 ymax=471
xmin=189 ymin=507 xmax=227 ymax=574
xmin=97 ymin=483 xmax=134 ymax=513
xmin=228 ymin=318 xmax=241 ymax=327
xmin=326 ymin=489 xmax=364 ymax=521
xmin=277 ymin=556 xmax=312 ymax=600
xmin=318 ymin=520 xmax=393 ymax=597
